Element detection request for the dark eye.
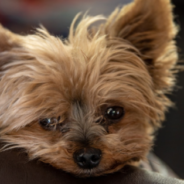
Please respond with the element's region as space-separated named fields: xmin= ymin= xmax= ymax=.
xmin=39 ymin=117 xmax=58 ymax=130
xmin=105 ymin=106 xmax=124 ymax=120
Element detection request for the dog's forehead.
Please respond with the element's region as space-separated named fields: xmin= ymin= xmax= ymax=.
xmin=27 ymin=38 xmax=151 ymax=111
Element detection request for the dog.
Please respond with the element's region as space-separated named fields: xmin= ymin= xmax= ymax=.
xmin=0 ymin=0 xmax=179 ymax=177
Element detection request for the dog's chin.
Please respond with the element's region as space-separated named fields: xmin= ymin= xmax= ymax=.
xmin=74 ymin=164 xmax=126 ymax=177
xmin=54 ymin=162 xmax=126 ymax=177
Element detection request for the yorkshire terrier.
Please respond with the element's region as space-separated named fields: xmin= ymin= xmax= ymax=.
xmin=0 ymin=0 xmax=179 ymax=177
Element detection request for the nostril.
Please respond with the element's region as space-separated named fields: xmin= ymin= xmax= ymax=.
xmin=91 ymin=154 xmax=100 ymax=163
xmin=77 ymin=154 xmax=84 ymax=162
xmin=74 ymin=148 xmax=102 ymax=169
xmin=76 ymin=153 xmax=86 ymax=167
xmin=78 ymin=154 xmax=86 ymax=164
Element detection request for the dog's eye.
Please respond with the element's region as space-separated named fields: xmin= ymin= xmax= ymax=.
xmin=39 ymin=117 xmax=58 ymax=130
xmin=105 ymin=107 xmax=124 ymax=120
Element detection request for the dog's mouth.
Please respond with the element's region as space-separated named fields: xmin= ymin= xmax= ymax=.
xmin=74 ymin=161 xmax=126 ymax=177
xmin=77 ymin=165 xmax=122 ymax=177
xmin=76 ymin=156 xmax=140 ymax=177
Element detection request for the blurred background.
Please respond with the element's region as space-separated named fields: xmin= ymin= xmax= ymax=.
xmin=0 ymin=0 xmax=183 ymax=179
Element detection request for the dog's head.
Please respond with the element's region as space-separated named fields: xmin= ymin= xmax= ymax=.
xmin=0 ymin=0 xmax=178 ymax=177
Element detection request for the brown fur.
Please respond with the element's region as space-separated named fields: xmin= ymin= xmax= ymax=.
xmin=0 ymin=0 xmax=179 ymax=177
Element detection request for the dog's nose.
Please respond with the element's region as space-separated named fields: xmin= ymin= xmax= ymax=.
xmin=74 ymin=148 xmax=102 ymax=169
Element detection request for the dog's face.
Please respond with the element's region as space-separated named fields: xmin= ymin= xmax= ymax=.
xmin=0 ymin=0 xmax=178 ymax=177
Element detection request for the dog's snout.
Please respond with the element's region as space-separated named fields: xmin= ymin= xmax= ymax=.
xmin=74 ymin=148 xmax=101 ymax=169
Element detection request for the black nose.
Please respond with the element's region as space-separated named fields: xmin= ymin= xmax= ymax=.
xmin=74 ymin=148 xmax=102 ymax=169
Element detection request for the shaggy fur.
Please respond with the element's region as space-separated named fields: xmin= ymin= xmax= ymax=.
xmin=0 ymin=0 xmax=179 ymax=177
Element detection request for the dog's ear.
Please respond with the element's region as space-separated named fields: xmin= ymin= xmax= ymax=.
xmin=0 ymin=24 xmax=22 ymax=52
xmin=0 ymin=24 xmax=23 ymax=69
xmin=104 ymin=0 xmax=178 ymax=91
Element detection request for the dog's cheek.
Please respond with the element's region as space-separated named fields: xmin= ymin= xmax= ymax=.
xmin=107 ymin=109 xmax=146 ymax=134
xmin=97 ymin=125 xmax=152 ymax=171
